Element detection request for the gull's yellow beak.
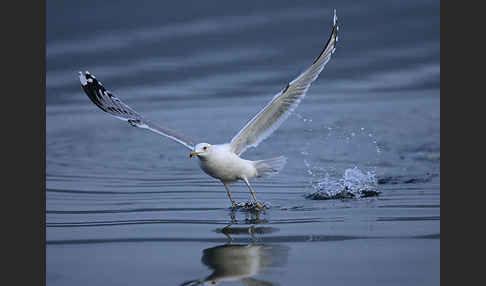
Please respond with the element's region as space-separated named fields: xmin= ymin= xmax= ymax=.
xmin=189 ymin=151 xmax=200 ymax=158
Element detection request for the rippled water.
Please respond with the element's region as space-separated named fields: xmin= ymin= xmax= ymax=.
xmin=47 ymin=1 xmax=440 ymax=285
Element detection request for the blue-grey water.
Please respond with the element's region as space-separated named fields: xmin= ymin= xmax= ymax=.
xmin=46 ymin=1 xmax=440 ymax=285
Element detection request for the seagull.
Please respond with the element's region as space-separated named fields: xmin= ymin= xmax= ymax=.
xmin=79 ymin=10 xmax=339 ymax=209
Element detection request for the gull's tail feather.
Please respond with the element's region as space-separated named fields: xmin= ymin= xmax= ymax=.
xmin=254 ymin=156 xmax=287 ymax=177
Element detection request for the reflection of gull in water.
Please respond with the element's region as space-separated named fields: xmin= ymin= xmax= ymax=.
xmin=181 ymin=226 xmax=288 ymax=286
xmin=79 ymin=10 xmax=339 ymax=209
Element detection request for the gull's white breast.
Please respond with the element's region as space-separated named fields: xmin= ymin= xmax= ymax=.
xmin=198 ymin=144 xmax=257 ymax=183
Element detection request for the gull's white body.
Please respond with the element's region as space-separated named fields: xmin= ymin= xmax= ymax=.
xmin=197 ymin=144 xmax=257 ymax=183
xmin=78 ymin=10 xmax=339 ymax=209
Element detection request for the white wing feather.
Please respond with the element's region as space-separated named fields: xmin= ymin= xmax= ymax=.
xmin=229 ymin=10 xmax=339 ymax=155
xmin=79 ymin=71 xmax=196 ymax=150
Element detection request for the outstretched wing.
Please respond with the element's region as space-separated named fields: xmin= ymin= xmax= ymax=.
xmin=79 ymin=71 xmax=196 ymax=150
xmin=229 ymin=10 xmax=339 ymax=156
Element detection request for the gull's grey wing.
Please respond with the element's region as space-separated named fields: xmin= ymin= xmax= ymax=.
xmin=79 ymin=71 xmax=196 ymax=150
xmin=229 ymin=10 xmax=339 ymax=156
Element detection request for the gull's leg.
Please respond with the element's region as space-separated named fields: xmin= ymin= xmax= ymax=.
xmin=242 ymin=177 xmax=264 ymax=209
xmin=222 ymin=182 xmax=237 ymax=207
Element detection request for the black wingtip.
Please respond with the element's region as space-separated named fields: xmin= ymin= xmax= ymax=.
xmin=79 ymin=71 xmax=109 ymax=112
xmin=311 ymin=10 xmax=339 ymax=65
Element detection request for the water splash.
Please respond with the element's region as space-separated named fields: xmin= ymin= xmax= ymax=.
xmin=305 ymin=167 xmax=380 ymax=200
xmin=230 ymin=201 xmax=272 ymax=213
xmin=294 ymin=112 xmax=313 ymax=123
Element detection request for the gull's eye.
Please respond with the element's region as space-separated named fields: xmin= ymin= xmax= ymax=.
xmin=203 ymin=146 xmax=208 ymax=151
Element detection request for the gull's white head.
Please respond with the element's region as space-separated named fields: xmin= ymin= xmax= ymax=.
xmin=189 ymin=143 xmax=212 ymax=158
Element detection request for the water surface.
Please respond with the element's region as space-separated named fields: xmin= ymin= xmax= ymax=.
xmin=47 ymin=1 xmax=440 ymax=285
